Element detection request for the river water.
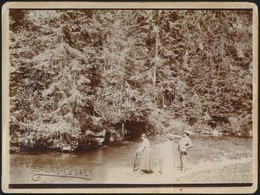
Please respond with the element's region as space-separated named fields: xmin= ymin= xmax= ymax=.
xmin=9 ymin=135 xmax=252 ymax=184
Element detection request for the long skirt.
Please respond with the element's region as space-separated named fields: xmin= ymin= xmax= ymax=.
xmin=159 ymin=154 xmax=175 ymax=174
xmin=140 ymin=147 xmax=151 ymax=171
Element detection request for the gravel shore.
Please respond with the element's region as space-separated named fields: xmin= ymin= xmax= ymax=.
xmin=104 ymin=157 xmax=253 ymax=184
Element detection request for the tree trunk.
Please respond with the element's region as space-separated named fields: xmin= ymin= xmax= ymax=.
xmin=162 ymin=93 xmax=165 ymax=107
xmin=121 ymin=122 xmax=125 ymax=139
xmin=153 ymin=11 xmax=161 ymax=86
xmin=153 ymin=65 xmax=157 ymax=86
xmin=153 ymin=31 xmax=159 ymax=86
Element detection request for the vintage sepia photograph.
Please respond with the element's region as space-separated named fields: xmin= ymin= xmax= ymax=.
xmin=2 ymin=2 xmax=258 ymax=194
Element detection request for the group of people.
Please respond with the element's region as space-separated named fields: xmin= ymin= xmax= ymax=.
xmin=135 ymin=130 xmax=193 ymax=175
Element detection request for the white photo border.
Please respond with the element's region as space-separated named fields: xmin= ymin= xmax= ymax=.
xmin=2 ymin=1 xmax=258 ymax=194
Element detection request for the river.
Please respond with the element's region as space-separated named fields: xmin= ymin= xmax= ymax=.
xmin=9 ymin=135 xmax=252 ymax=184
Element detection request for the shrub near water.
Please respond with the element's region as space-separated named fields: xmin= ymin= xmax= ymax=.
xmin=10 ymin=118 xmax=82 ymax=152
xmin=10 ymin=129 xmax=80 ymax=152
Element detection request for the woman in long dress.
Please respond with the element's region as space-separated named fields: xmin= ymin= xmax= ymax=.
xmin=157 ymin=134 xmax=175 ymax=174
xmin=136 ymin=133 xmax=151 ymax=174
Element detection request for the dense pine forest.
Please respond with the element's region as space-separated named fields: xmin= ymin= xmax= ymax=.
xmin=9 ymin=10 xmax=253 ymax=152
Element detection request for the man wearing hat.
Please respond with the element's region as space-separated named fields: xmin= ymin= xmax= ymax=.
xmin=174 ymin=130 xmax=193 ymax=171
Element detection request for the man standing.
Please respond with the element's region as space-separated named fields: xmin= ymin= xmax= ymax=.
xmin=174 ymin=130 xmax=193 ymax=171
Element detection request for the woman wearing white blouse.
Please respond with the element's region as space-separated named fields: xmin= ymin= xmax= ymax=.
xmin=136 ymin=133 xmax=151 ymax=174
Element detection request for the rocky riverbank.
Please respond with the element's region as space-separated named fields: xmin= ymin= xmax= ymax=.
xmin=104 ymin=157 xmax=253 ymax=184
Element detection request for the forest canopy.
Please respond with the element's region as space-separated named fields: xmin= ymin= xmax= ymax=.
xmin=9 ymin=10 xmax=253 ymax=151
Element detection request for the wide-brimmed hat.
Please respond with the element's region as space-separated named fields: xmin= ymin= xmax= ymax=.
xmin=184 ymin=130 xmax=192 ymax=135
xmin=167 ymin=133 xmax=174 ymax=140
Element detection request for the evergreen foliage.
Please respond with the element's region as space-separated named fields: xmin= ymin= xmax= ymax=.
xmin=9 ymin=10 xmax=253 ymax=151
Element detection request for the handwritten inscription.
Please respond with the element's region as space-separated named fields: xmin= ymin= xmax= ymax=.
xmin=26 ymin=164 xmax=93 ymax=181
